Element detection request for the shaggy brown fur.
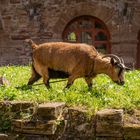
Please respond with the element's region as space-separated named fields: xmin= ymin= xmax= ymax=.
xmin=26 ymin=39 xmax=129 ymax=88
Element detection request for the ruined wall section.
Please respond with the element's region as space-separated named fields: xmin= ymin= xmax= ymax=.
xmin=0 ymin=0 xmax=32 ymax=65
xmin=0 ymin=101 xmax=140 ymax=140
xmin=0 ymin=0 xmax=140 ymax=66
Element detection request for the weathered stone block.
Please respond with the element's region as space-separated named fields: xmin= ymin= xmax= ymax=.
xmin=0 ymin=101 xmax=13 ymax=112
xmin=67 ymin=108 xmax=91 ymax=126
xmin=0 ymin=134 xmax=8 ymax=140
xmin=36 ymin=120 xmax=57 ymax=134
xmin=11 ymin=34 xmax=30 ymax=40
xmin=0 ymin=101 xmax=34 ymax=113
xmin=10 ymin=0 xmax=20 ymax=4
xmin=37 ymin=102 xmax=65 ymax=120
xmin=7 ymin=134 xmax=18 ymax=140
xmin=38 ymin=32 xmax=53 ymax=39
xmin=96 ymin=109 xmax=123 ymax=138
xmin=96 ymin=137 xmax=123 ymax=140
xmin=17 ymin=134 xmax=50 ymax=140
xmin=133 ymin=109 xmax=140 ymax=121
xmin=123 ymin=123 xmax=140 ymax=140
xmin=123 ymin=108 xmax=140 ymax=140
xmin=12 ymin=119 xmax=57 ymax=135
xmin=10 ymin=101 xmax=34 ymax=112
xmin=63 ymin=108 xmax=95 ymax=139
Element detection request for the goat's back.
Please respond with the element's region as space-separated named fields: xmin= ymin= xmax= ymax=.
xmin=33 ymin=42 xmax=97 ymax=74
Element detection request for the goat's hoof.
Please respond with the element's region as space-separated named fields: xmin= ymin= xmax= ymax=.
xmin=27 ymin=82 xmax=32 ymax=85
xmin=45 ymin=84 xmax=51 ymax=89
xmin=65 ymin=84 xmax=71 ymax=89
xmin=88 ymin=85 xmax=92 ymax=91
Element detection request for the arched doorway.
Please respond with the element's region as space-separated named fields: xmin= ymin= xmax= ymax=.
xmin=137 ymin=30 xmax=140 ymax=69
xmin=62 ymin=15 xmax=111 ymax=54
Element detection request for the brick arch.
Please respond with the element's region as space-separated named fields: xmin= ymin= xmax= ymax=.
xmin=53 ymin=2 xmax=114 ymax=38
xmin=62 ymin=15 xmax=111 ymax=53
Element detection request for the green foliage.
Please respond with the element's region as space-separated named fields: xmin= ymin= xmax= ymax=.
xmin=0 ymin=66 xmax=140 ymax=112
xmin=0 ymin=104 xmax=15 ymax=132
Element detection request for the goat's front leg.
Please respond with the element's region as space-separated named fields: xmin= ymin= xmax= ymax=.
xmin=65 ymin=74 xmax=79 ymax=89
xmin=85 ymin=77 xmax=93 ymax=89
xmin=28 ymin=66 xmax=41 ymax=85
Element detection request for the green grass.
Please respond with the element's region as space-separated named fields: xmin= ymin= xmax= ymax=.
xmin=0 ymin=66 xmax=140 ymax=112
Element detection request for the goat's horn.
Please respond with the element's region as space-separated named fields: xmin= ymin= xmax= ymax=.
xmin=102 ymin=54 xmax=121 ymax=63
xmin=124 ymin=66 xmax=131 ymax=70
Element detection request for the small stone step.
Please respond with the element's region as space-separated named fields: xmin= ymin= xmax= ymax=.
xmin=133 ymin=109 xmax=140 ymax=120
xmin=123 ymin=123 xmax=140 ymax=140
xmin=17 ymin=134 xmax=50 ymax=140
xmin=0 ymin=101 xmax=34 ymax=112
xmin=11 ymin=101 xmax=34 ymax=112
xmin=96 ymin=109 xmax=123 ymax=138
xmin=12 ymin=119 xmax=57 ymax=135
xmin=0 ymin=133 xmax=8 ymax=140
xmin=95 ymin=137 xmax=123 ymax=140
xmin=37 ymin=102 xmax=65 ymax=120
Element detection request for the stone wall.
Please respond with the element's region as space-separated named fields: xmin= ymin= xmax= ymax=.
xmin=0 ymin=0 xmax=140 ymax=67
xmin=0 ymin=101 xmax=140 ymax=140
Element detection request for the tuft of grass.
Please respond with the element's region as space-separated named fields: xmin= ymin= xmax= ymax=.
xmin=0 ymin=66 xmax=140 ymax=112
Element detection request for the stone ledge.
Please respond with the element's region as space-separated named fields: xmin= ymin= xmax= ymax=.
xmin=10 ymin=0 xmax=20 ymax=4
xmin=123 ymin=123 xmax=140 ymax=140
xmin=0 ymin=134 xmax=8 ymax=140
xmin=96 ymin=109 xmax=123 ymax=123
xmin=37 ymin=102 xmax=65 ymax=120
xmin=1 ymin=101 xmax=140 ymax=139
xmin=11 ymin=34 xmax=30 ymax=40
xmin=95 ymin=137 xmax=123 ymax=140
xmin=12 ymin=119 xmax=58 ymax=135
xmin=17 ymin=134 xmax=50 ymax=140
xmin=0 ymin=101 xmax=34 ymax=113
xmin=96 ymin=109 xmax=123 ymax=138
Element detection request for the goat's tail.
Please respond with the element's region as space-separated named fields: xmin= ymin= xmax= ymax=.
xmin=25 ymin=39 xmax=38 ymax=49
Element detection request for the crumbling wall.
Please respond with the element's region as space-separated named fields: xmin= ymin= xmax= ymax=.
xmin=0 ymin=101 xmax=140 ymax=140
xmin=0 ymin=0 xmax=140 ymax=66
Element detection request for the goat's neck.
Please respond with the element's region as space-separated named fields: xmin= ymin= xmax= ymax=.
xmin=94 ymin=58 xmax=112 ymax=75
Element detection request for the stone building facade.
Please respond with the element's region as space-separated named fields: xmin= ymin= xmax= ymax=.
xmin=0 ymin=0 xmax=140 ymax=68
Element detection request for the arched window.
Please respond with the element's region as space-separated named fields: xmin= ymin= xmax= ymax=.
xmin=63 ymin=16 xmax=111 ymax=53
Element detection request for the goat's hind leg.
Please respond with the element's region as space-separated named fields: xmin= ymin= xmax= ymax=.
xmin=43 ymin=76 xmax=50 ymax=88
xmin=42 ymin=67 xmax=50 ymax=88
xmin=28 ymin=65 xmax=41 ymax=85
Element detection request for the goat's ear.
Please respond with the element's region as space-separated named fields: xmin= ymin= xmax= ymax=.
xmin=110 ymin=58 xmax=115 ymax=66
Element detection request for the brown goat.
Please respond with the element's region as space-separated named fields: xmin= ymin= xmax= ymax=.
xmin=26 ymin=39 xmax=130 ymax=88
